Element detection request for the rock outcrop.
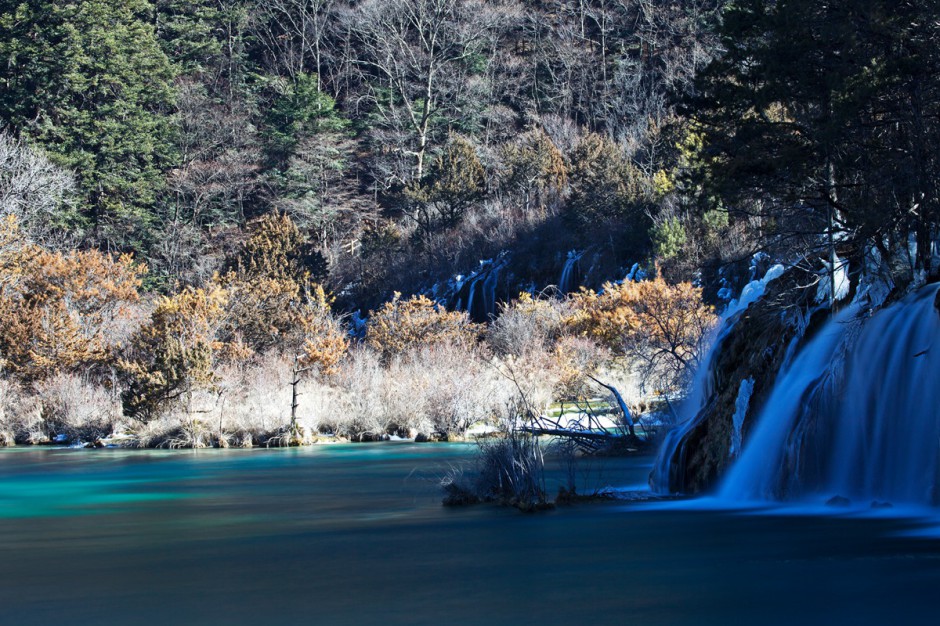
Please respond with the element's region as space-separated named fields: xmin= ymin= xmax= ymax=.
xmin=657 ymin=268 xmax=828 ymax=494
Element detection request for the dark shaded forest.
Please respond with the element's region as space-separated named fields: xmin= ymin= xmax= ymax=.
xmin=1 ymin=0 xmax=732 ymax=303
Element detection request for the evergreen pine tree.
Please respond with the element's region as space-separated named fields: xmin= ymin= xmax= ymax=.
xmin=0 ymin=0 xmax=178 ymax=248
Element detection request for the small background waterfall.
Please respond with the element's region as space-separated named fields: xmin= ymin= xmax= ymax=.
xmin=558 ymin=250 xmax=584 ymax=294
xmin=450 ymin=255 xmax=510 ymax=322
xmin=719 ymin=284 xmax=940 ymax=505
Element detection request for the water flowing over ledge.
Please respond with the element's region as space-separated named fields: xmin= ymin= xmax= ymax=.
xmin=721 ymin=283 xmax=940 ymax=505
xmin=654 ymin=279 xmax=940 ymax=508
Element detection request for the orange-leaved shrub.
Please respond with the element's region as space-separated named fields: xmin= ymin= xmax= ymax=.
xmin=119 ymin=285 xmax=229 ymax=421
xmin=219 ymin=212 xmax=317 ymax=352
xmin=298 ymin=294 xmax=349 ymax=377
xmin=367 ymin=293 xmax=480 ymax=359
xmin=0 ymin=215 xmax=145 ymax=381
xmin=218 ymin=213 xmax=346 ymax=371
xmin=567 ymin=276 xmax=718 ymax=393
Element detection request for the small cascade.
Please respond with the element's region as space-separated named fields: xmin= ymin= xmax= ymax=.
xmin=453 ymin=255 xmax=510 ymax=322
xmin=558 ymin=250 xmax=584 ymax=294
xmin=625 ymin=263 xmax=646 ymax=282
xmin=649 ymin=263 xmax=787 ymax=494
xmin=718 ymin=283 xmax=940 ymax=505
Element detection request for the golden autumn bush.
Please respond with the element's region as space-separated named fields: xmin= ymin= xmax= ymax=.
xmin=298 ymin=291 xmax=349 ymax=377
xmin=367 ymin=293 xmax=480 ymax=359
xmin=229 ymin=212 xmax=311 ymax=284
xmin=219 ymin=212 xmax=311 ymax=352
xmin=567 ymin=276 xmax=718 ymax=393
xmin=218 ymin=212 xmax=346 ymax=370
xmin=117 ymin=213 xmax=348 ymax=427
xmin=0 ymin=216 xmax=145 ymax=381
xmin=110 ymin=212 xmax=348 ymax=432
xmin=119 ymin=285 xmax=229 ymax=421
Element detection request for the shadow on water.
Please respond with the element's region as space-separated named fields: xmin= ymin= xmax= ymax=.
xmin=1 ymin=444 xmax=939 ymax=625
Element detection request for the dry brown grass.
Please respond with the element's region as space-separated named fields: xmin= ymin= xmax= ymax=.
xmin=0 ymin=314 xmax=613 ymax=448
xmin=0 ymin=378 xmax=45 ymax=444
xmin=34 ymin=373 xmax=123 ymax=442
xmin=327 ymin=345 xmax=515 ymax=438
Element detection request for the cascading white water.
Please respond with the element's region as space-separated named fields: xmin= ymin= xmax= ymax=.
xmin=559 ymin=250 xmax=583 ymax=294
xmin=719 ymin=284 xmax=940 ymax=505
xmin=649 ymin=263 xmax=786 ymax=494
xmin=480 ymin=261 xmax=502 ymax=318
xmin=465 ymin=277 xmax=477 ymax=317
xmin=461 ymin=256 xmax=508 ymax=322
xmin=716 ymin=304 xmax=859 ymax=500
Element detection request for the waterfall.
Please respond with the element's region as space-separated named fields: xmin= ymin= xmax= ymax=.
xmin=716 ymin=304 xmax=859 ymax=500
xmin=465 ymin=277 xmax=478 ymax=317
xmin=480 ymin=260 xmax=502 ymax=319
xmin=649 ymin=263 xmax=787 ymax=494
xmin=718 ymin=284 xmax=940 ymax=505
xmin=559 ymin=250 xmax=584 ymax=294
xmin=456 ymin=255 xmax=509 ymax=322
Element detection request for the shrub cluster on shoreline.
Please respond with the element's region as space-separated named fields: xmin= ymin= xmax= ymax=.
xmin=0 ymin=213 xmax=715 ymax=449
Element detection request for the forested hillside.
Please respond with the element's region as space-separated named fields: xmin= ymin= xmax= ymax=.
xmin=1 ymin=0 xmax=731 ymax=303
xmin=2 ymin=0 xmax=939 ymax=447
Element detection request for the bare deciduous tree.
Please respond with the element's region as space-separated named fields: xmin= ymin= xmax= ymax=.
xmin=168 ymin=79 xmax=262 ymax=228
xmin=0 ymin=130 xmax=76 ymax=244
xmin=345 ymin=0 xmax=508 ymax=182
xmin=250 ymin=0 xmax=338 ymax=88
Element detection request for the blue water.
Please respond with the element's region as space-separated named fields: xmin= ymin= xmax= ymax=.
xmin=1 ymin=444 xmax=938 ymax=625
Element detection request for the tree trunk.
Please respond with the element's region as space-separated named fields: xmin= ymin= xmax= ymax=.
xmin=416 ymin=72 xmax=434 ymax=179
xmin=588 ymin=375 xmax=635 ymax=437
xmin=290 ymin=357 xmax=301 ymax=437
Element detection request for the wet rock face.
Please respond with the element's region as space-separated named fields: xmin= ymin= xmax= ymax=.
xmin=664 ymin=269 xmax=827 ymax=495
xmin=826 ymin=495 xmax=851 ymax=507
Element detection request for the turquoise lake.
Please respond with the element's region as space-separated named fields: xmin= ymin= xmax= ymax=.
xmin=1 ymin=443 xmax=938 ymax=625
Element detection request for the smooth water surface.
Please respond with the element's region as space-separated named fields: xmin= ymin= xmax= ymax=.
xmin=1 ymin=444 xmax=939 ymax=625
